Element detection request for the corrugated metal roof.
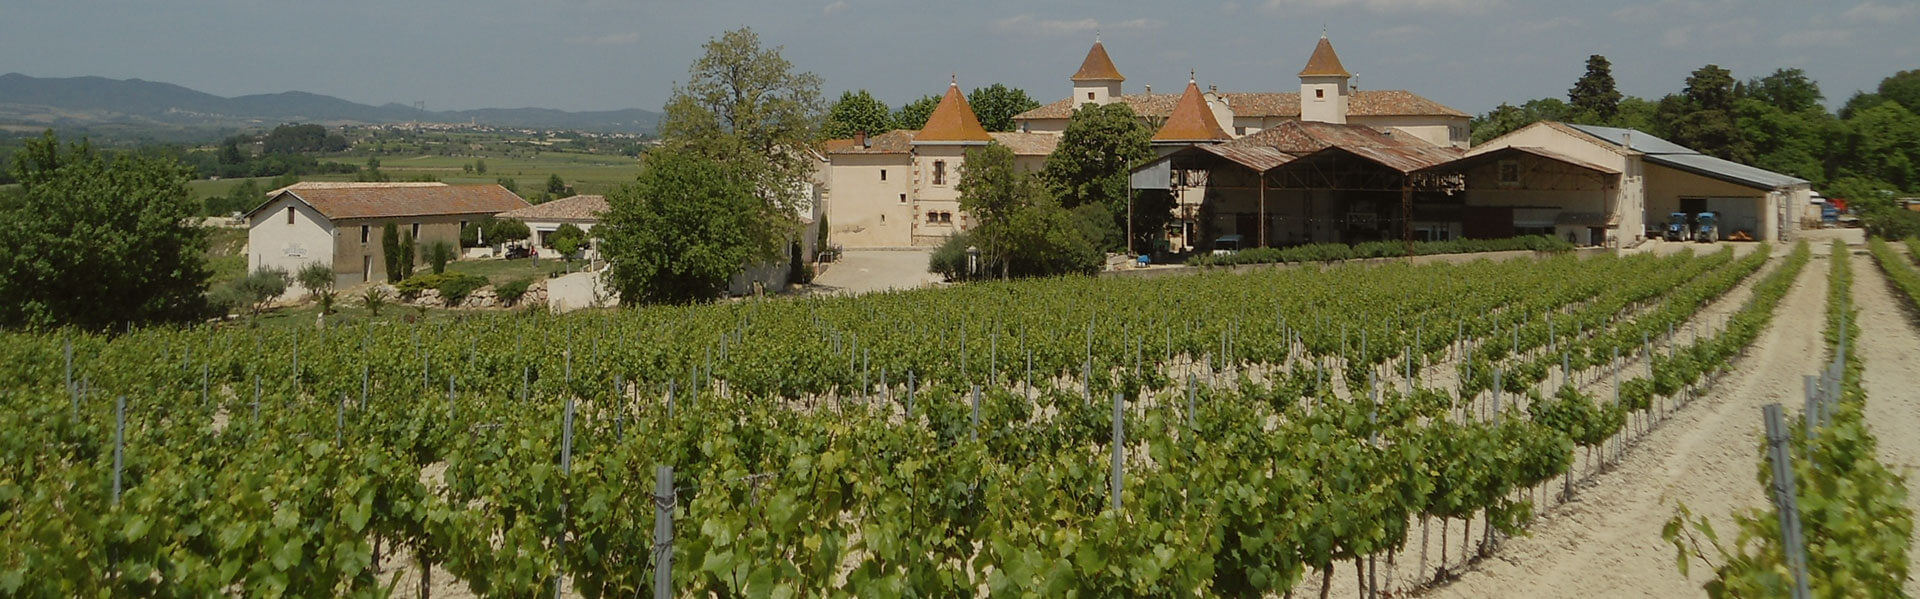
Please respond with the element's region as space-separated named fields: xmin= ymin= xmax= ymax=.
xmin=1646 ymin=153 xmax=1810 ymax=189
xmin=1565 ymin=124 xmax=1696 ymax=155
xmin=266 ymin=184 xmax=531 ymax=221
xmin=1565 ymin=123 xmax=1809 ymax=189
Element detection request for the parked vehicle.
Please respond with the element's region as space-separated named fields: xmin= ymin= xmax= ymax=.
xmin=1694 ymin=212 xmax=1718 ymax=242
xmin=504 ymin=245 xmax=535 ymax=259
xmin=1211 ymin=234 xmax=1244 ymax=256
xmin=1663 ymin=212 xmax=1691 ymax=242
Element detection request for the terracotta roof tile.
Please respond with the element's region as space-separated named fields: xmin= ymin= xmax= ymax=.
xmin=1153 ymin=80 xmax=1232 ymax=142
xmin=266 ymin=181 xmax=447 ymax=197
xmin=1298 ymin=36 xmax=1352 ymax=77
xmin=827 ymin=129 xmax=917 ymax=155
xmin=1015 ymin=89 xmax=1466 ymax=121
xmin=987 ymin=132 xmax=1060 ymax=156
xmin=269 ymin=184 xmax=531 ymax=221
xmin=1070 ymin=41 xmax=1125 ymax=82
xmin=914 ymin=83 xmax=993 ymax=143
xmin=496 ymin=194 xmax=609 ymax=222
xmin=1228 ymin=120 xmax=1461 ymax=173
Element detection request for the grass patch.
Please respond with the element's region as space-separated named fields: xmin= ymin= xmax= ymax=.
xmin=446 ymin=257 xmax=567 ymax=286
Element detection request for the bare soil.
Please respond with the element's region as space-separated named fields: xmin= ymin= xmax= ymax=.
xmin=1852 ymin=251 xmax=1920 ymax=597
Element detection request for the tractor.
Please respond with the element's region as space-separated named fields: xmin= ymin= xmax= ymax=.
xmin=1693 ymin=212 xmax=1718 ymax=243
xmin=1663 ymin=212 xmax=1691 ymax=242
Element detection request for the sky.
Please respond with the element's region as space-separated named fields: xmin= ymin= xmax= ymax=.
xmin=2 ymin=0 xmax=1914 ymax=116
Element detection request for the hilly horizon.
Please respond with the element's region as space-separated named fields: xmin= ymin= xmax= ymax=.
xmin=0 ymin=73 xmax=658 ymax=136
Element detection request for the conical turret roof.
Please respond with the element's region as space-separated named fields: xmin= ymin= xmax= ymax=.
xmin=1070 ymin=41 xmax=1126 ymax=82
xmin=1152 ymin=78 xmax=1231 ymax=143
xmin=1298 ymin=35 xmax=1352 ymax=78
xmin=914 ymin=80 xmax=993 ymax=143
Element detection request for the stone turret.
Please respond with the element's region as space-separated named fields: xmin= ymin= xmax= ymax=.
xmin=1298 ymin=34 xmax=1352 ymax=124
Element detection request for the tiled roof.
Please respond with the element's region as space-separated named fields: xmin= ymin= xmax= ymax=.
xmin=914 ymin=83 xmax=993 ymax=143
xmin=264 ymin=184 xmax=531 ymax=221
xmin=827 ymin=129 xmax=916 ymax=155
xmin=1070 ymin=41 xmax=1125 ymax=82
xmin=820 ymin=138 xmax=861 ymax=154
xmin=1229 ymin=120 xmax=1461 ymax=173
xmin=1015 ymin=89 xmax=1467 ymax=121
xmin=496 ymin=194 xmax=609 ymax=222
xmin=1153 ymin=80 xmax=1232 ymax=142
xmin=988 ymin=132 xmax=1061 ymax=156
xmin=1298 ymin=36 xmax=1352 ymax=77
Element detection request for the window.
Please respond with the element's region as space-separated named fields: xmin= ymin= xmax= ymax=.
xmin=1315 ymin=89 xmax=1325 ymax=99
xmin=410 ymin=222 xmax=421 ymax=238
xmin=928 ymin=211 xmax=939 ymax=223
xmin=880 ymin=169 xmax=887 ymax=182
xmin=1234 ymin=126 xmax=1247 ymax=136
xmin=360 ymin=225 xmax=370 ymax=244
xmin=933 ymin=161 xmax=947 ymax=185
xmin=1087 ymin=92 xmax=1095 ymax=100
xmin=1497 ymin=160 xmax=1522 ymax=186
xmin=361 ymin=255 xmax=372 ymax=282
xmin=898 ymin=193 xmax=907 ymax=203
xmin=941 ymin=211 xmax=954 ymax=224
xmin=285 ymin=206 xmax=295 ymax=224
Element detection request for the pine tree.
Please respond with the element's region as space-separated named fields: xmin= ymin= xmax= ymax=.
xmin=1568 ymin=55 xmax=1623 ymax=123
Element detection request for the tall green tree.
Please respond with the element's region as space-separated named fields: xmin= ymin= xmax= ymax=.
xmin=955 ymin=142 xmax=1100 ymax=278
xmin=1659 ymin=65 xmax=1753 ymax=162
xmin=546 ymin=173 xmax=571 ymax=198
xmin=967 ymin=84 xmax=1041 ymax=132
xmin=1567 ymin=55 xmax=1623 ymax=122
xmin=1876 ymin=69 xmax=1920 ymax=114
xmin=1041 ymin=102 xmax=1153 ymax=249
xmin=1470 ymin=99 xmax=1572 ymax=144
xmin=892 ymin=95 xmax=941 ymax=130
xmin=654 ymin=26 xmax=822 ymax=265
xmin=823 ymin=90 xmax=894 ymax=139
xmin=381 ymin=223 xmax=402 ymax=283
xmin=601 ymin=147 xmax=769 ymax=304
xmin=1743 ymin=68 xmax=1824 ymax=114
xmin=0 ymin=131 xmax=210 ymax=329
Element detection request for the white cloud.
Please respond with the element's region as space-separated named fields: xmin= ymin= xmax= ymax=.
xmin=1370 ymin=24 xmax=1426 ymax=38
xmin=1263 ymin=0 xmax=1502 ymax=15
xmin=989 ymin=15 xmax=1163 ymax=36
xmin=823 ymin=0 xmax=848 ymax=16
xmin=569 ymin=32 xmax=640 ymax=46
xmin=1843 ymin=1 xmax=1918 ymax=22
xmin=1513 ymin=15 xmax=1577 ymax=35
xmin=1783 ymin=28 xmax=1855 ymax=48
xmin=1661 ymin=25 xmax=1692 ymax=48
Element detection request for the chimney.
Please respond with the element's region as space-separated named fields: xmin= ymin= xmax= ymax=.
xmin=1144 ymin=84 xmax=1151 ymax=95
xmin=856 ymin=130 xmax=868 ymax=148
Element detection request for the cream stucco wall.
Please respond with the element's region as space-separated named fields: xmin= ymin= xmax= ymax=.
xmin=1073 ymin=81 xmax=1122 ymax=108
xmin=248 ymin=196 xmax=335 ymax=292
xmin=1643 ymin=164 xmax=1790 ymax=241
xmin=911 ymin=144 xmax=974 ymax=245
xmin=1466 ymin=123 xmax=1645 ymax=244
xmin=1299 ymin=77 xmax=1349 ymax=124
xmin=331 ymin=216 xmax=470 ymax=285
xmin=1349 ymin=115 xmax=1470 ymax=148
xmin=825 ymin=153 xmax=914 ymax=248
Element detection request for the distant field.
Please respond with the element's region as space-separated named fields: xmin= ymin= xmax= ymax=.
xmin=185 ymin=150 xmax=643 ymax=202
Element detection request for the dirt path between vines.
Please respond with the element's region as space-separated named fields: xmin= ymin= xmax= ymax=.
xmin=1852 ymin=251 xmax=1920 ymax=597
xmin=1421 ymin=249 xmax=1832 ymax=598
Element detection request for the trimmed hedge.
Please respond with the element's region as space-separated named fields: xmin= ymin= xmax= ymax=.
xmin=1185 ymin=235 xmax=1575 ymax=267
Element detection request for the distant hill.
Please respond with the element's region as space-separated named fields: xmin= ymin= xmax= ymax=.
xmin=0 ymin=73 xmax=657 ymax=134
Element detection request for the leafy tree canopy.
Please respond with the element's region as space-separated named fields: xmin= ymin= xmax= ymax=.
xmin=892 ymin=95 xmax=940 ymax=131
xmin=601 ymin=147 xmax=770 ymax=304
xmin=824 ymin=90 xmax=893 ymax=139
xmin=1568 ymin=55 xmax=1623 ymax=122
xmin=967 ymin=84 xmax=1041 ymax=132
xmin=0 ymin=130 xmax=211 ymax=329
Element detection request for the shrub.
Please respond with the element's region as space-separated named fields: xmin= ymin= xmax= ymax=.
xmin=381 ymin=223 xmax=403 ymax=283
xmin=225 ymin=266 xmax=290 ymax=315
xmin=549 ymin=223 xmax=588 ymax=259
xmin=295 ymin=261 xmax=334 ymax=294
xmin=497 ymin=277 xmax=533 ymax=307
xmin=426 ymin=241 xmax=456 ymax=274
xmin=488 ymin=218 xmax=531 ymax=245
xmin=398 ymin=232 xmax=416 ymax=280
xmin=435 ymin=273 xmax=488 ymax=306
xmin=929 ymin=232 xmax=974 ymax=280
xmin=1186 ymin=235 xmax=1573 ymax=266
xmin=361 ymin=287 xmax=387 ymax=316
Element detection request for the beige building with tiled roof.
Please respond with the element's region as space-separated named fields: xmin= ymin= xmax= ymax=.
xmin=496 ymin=194 xmax=609 ymax=259
xmin=246 ymin=183 xmax=530 ymax=288
xmin=1015 ymin=35 xmax=1471 ymax=149
xmin=821 ymin=82 xmax=1060 ymax=248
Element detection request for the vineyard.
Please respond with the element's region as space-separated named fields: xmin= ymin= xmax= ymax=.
xmin=2 ymin=241 xmax=1881 ymax=598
